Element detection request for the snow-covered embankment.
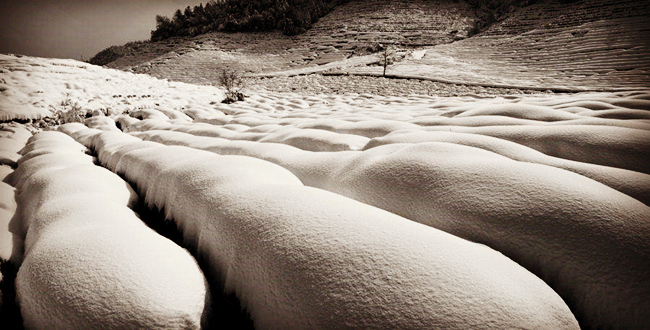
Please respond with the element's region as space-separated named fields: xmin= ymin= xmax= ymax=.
xmin=67 ymin=127 xmax=580 ymax=329
xmin=6 ymin=130 xmax=210 ymax=328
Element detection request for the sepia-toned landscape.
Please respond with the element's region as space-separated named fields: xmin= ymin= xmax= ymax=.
xmin=1 ymin=0 xmax=649 ymax=328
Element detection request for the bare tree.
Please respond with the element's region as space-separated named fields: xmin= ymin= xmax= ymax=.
xmin=377 ymin=44 xmax=396 ymax=77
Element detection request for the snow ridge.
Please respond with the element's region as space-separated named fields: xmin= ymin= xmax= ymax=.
xmin=74 ymin=128 xmax=580 ymax=329
xmin=132 ymin=127 xmax=650 ymax=329
xmin=10 ymin=131 xmax=210 ymax=329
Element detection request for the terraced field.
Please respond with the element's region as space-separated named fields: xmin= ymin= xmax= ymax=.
xmin=101 ymin=0 xmax=649 ymax=92
xmin=107 ymin=0 xmax=477 ymax=85
xmin=1 ymin=0 xmax=650 ymax=328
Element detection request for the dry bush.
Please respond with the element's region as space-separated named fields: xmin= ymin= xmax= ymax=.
xmin=219 ymin=69 xmax=246 ymax=104
xmin=49 ymin=95 xmax=86 ymax=124
xmin=40 ymin=94 xmax=109 ymax=128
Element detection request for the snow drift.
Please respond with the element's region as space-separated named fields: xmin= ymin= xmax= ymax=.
xmin=132 ymin=128 xmax=650 ymax=329
xmin=10 ymin=131 xmax=210 ymax=329
xmin=77 ymin=129 xmax=580 ymax=329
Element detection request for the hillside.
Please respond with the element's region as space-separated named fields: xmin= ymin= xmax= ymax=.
xmin=375 ymin=0 xmax=650 ymax=90
xmin=102 ymin=0 xmax=477 ymax=78
xmin=94 ymin=0 xmax=649 ymax=92
xmin=2 ymin=52 xmax=650 ymax=328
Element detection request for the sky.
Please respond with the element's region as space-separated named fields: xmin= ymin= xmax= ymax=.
xmin=0 ymin=0 xmax=204 ymax=60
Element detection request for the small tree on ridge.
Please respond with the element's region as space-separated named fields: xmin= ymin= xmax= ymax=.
xmin=377 ymin=44 xmax=395 ymax=77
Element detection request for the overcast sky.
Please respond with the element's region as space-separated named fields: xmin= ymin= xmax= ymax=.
xmin=0 ymin=0 xmax=204 ymax=60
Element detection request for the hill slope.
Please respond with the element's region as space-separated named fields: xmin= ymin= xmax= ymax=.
xmin=96 ymin=0 xmax=650 ymax=91
xmin=103 ymin=0 xmax=477 ymax=78
xmin=372 ymin=0 xmax=650 ymax=90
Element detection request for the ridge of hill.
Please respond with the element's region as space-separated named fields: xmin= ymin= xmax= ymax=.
xmin=97 ymin=0 xmax=649 ymax=92
xmin=102 ymin=0 xmax=477 ymax=74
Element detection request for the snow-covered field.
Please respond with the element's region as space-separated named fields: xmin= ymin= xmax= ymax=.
xmin=1 ymin=53 xmax=649 ymax=329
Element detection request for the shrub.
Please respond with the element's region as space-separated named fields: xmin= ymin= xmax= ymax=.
xmin=38 ymin=94 xmax=110 ymax=128
xmin=218 ymin=69 xmax=246 ymax=104
xmin=49 ymin=95 xmax=87 ymax=124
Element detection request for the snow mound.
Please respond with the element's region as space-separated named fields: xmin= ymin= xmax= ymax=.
xmin=0 ymin=123 xmax=31 ymax=266
xmin=422 ymin=124 xmax=650 ymax=174
xmin=78 ymin=129 xmax=579 ymax=329
xmin=0 ymin=180 xmax=19 ymax=264
xmin=364 ymin=130 xmax=650 ymax=205
xmin=11 ymin=131 xmax=209 ymax=329
xmin=84 ymin=115 xmax=120 ymax=131
xmin=323 ymin=142 xmax=650 ymax=329
xmin=443 ymin=103 xmax=582 ymax=121
xmin=259 ymin=127 xmax=370 ymax=151
xmin=0 ymin=123 xmax=33 ymax=168
xmin=133 ymin=122 xmax=650 ymax=329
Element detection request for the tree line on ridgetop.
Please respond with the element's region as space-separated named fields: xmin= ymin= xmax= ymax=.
xmin=150 ymin=0 xmax=542 ymax=42
xmin=89 ymin=0 xmax=541 ymax=66
xmin=150 ymin=0 xmax=350 ymax=41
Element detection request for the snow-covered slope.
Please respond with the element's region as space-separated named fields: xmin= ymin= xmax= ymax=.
xmin=2 ymin=54 xmax=649 ymax=329
xmin=0 ymin=54 xmax=224 ymax=121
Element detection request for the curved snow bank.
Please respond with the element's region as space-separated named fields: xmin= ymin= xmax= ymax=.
xmin=84 ymin=129 xmax=579 ymax=329
xmin=0 ymin=179 xmax=20 ymax=265
xmin=123 ymin=118 xmax=371 ymax=152
xmin=364 ymin=130 xmax=650 ymax=205
xmin=0 ymin=123 xmax=33 ymax=168
xmin=131 ymin=130 xmax=352 ymax=188
xmin=132 ymin=129 xmax=650 ymax=329
xmin=296 ymin=118 xmax=422 ymax=138
xmin=422 ymin=124 xmax=650 ymax=174
xmin=0 ymin=124 xmax=30 ymax=264
xmin=11 ymin=131 xmax=209 ymax=329
xmin=84 ymin=115 xmax=120 ymax=131
xmin=15 ymin=131 xmax=88 ymax=167
xmin=259 ymin=127 xmax=370 ymax=151
xmin=441 ymin=103 xmax=583 ymax=121
xmin=323 ymin=142 xmax=650 ymax=329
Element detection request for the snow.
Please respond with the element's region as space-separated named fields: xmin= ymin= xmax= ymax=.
xmin=84 ymin=115 xmax=121 ymax=131
xmin=11 ymin=131 xmax=209 ymax=328
xmin=129 ymin=128 xmax=650 ymax=326
xmin=0 ymin=180 xmax=19 ymax=264
xmin=0 ymin=123 xmax=31 ymax=266
xmin=421 ymin=124 xmax=650 ymax=174
xmin=0 ymin=54 xmax=224 ymax=121
xmin=135 ymin=127 xmax=650 ymax=327
xmin=78 ymin=130 xmax=579 ymax=329
xmin=363 ymin=130 xmax=650 ymax=204
xmin=0 ymin=123 xmax=33 ymax=168
xmin=3 ymin=53 xmax=650 ymax=329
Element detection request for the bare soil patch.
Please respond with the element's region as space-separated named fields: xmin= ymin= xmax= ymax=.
xmin=246 ymin=74 xmax=552 ymax=97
